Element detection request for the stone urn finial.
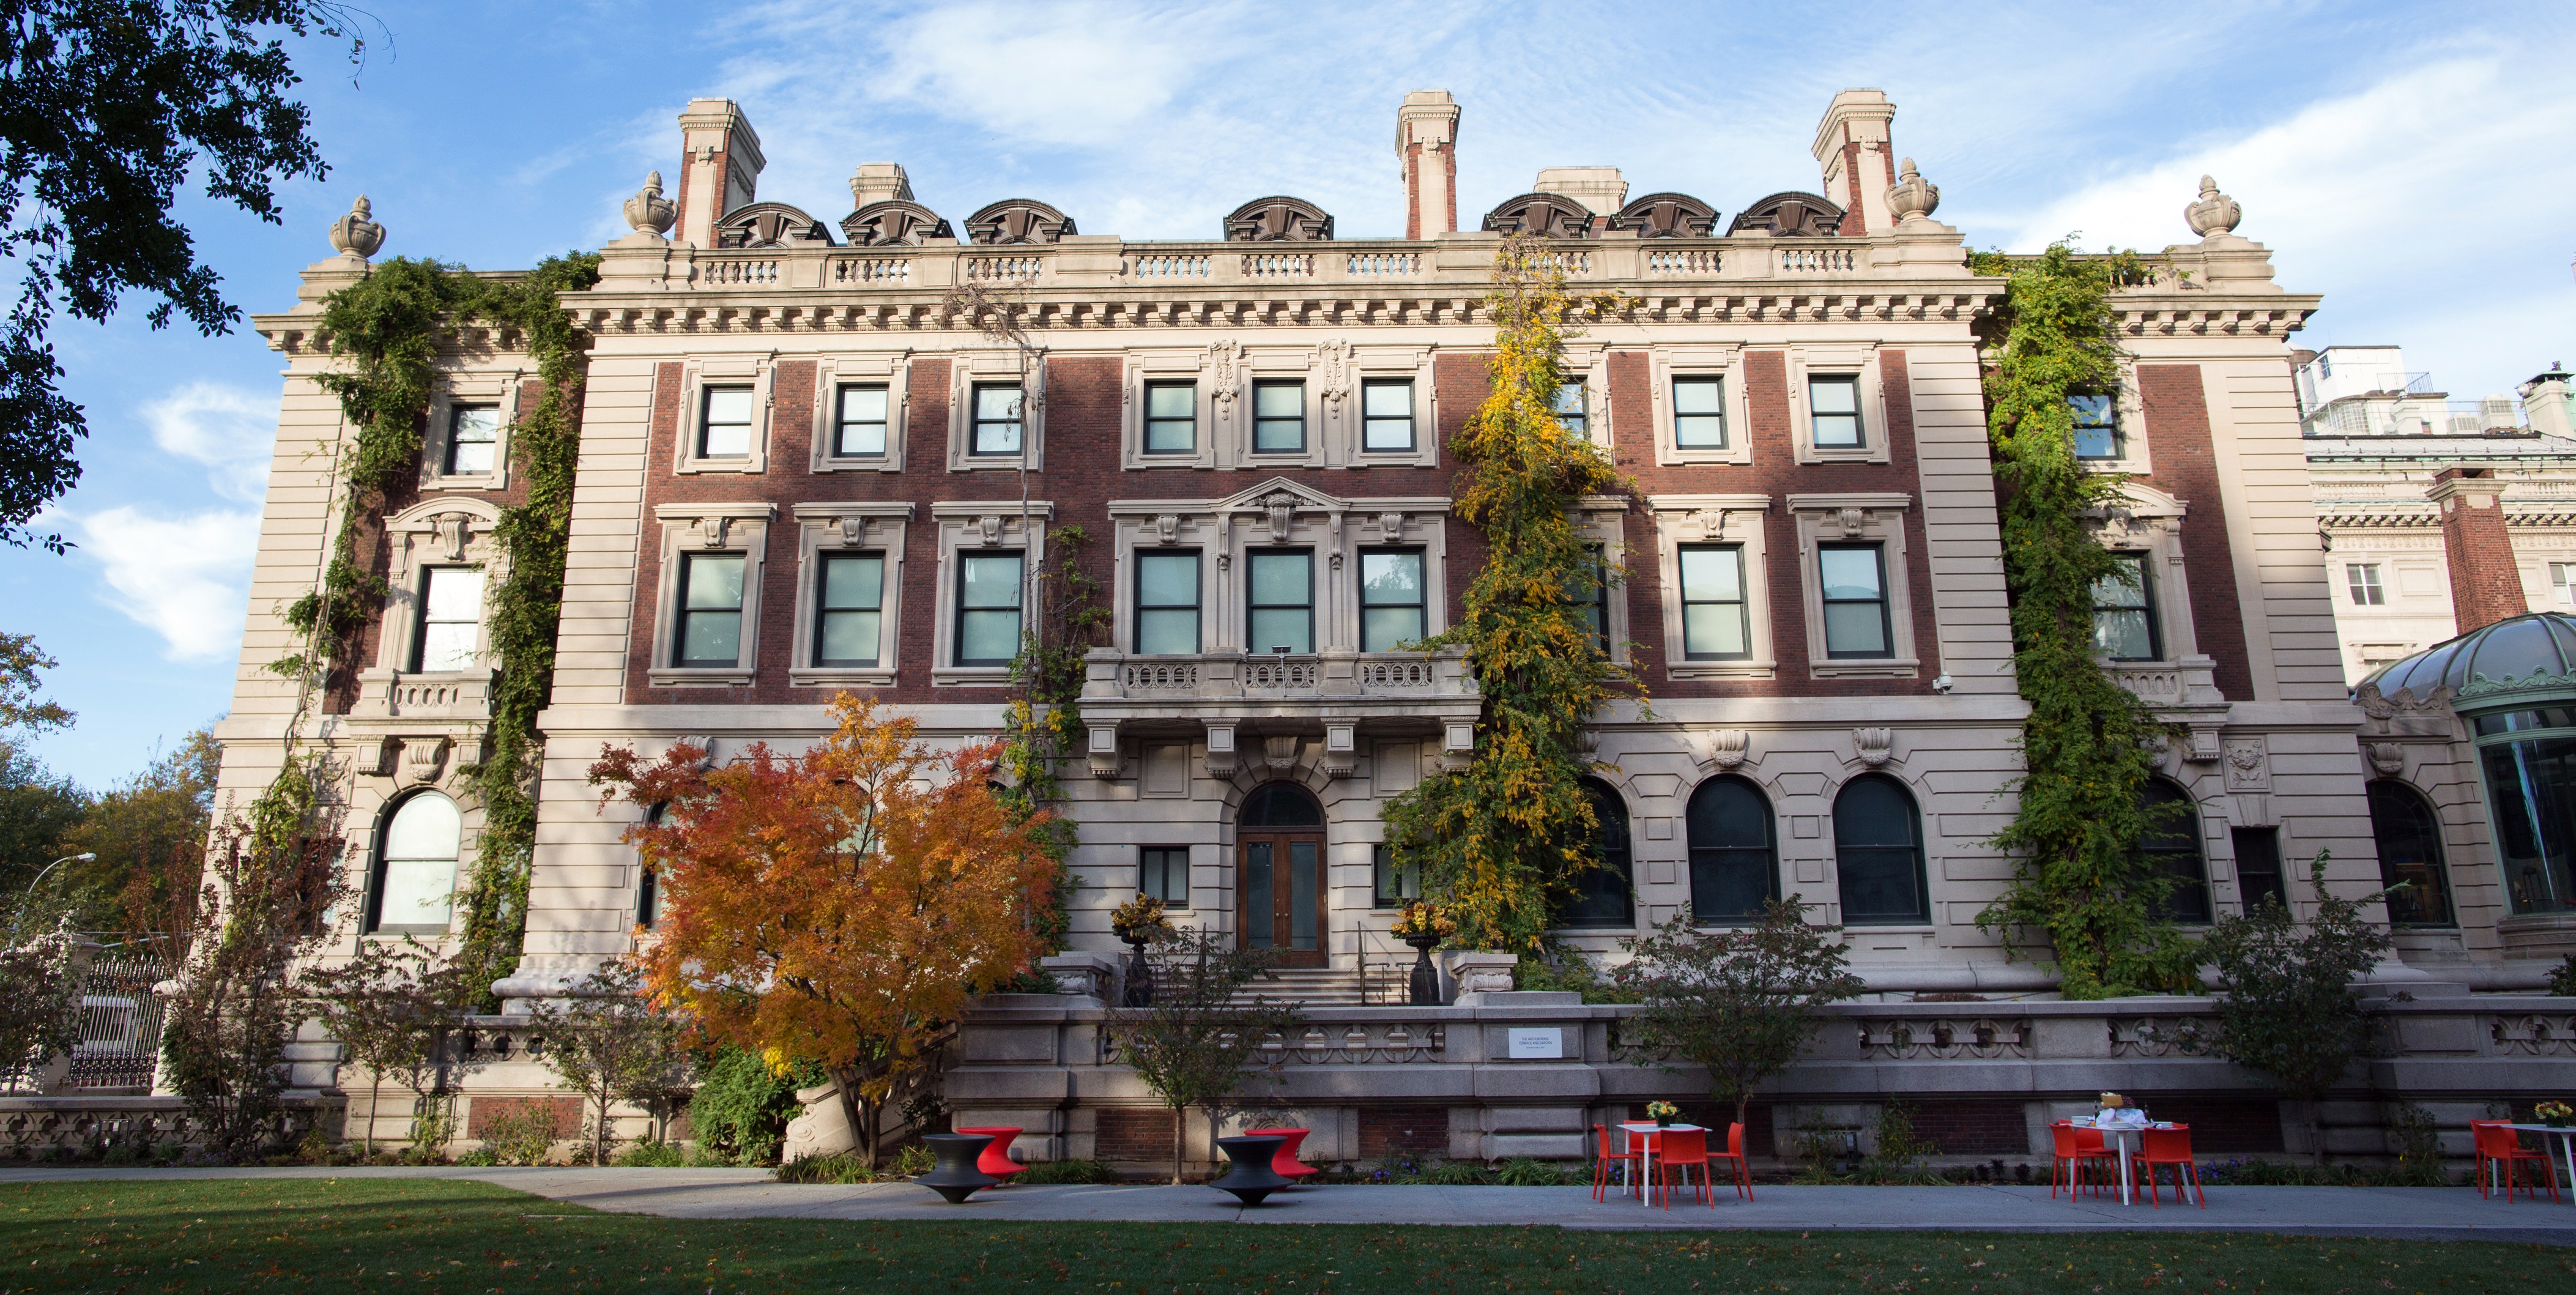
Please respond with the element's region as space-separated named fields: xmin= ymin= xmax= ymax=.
xmin=327 ymin=195 xmax=385 ymax=261
xmin=2184 ymin=174 xmax=2241 ymax=239
xmin=624 ymin=169 xmax=678 ymax=238
xmin=1885 ymin=157 xmax=1940 ymax=224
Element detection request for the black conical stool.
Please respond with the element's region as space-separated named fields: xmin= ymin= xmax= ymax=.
xmin=1211 ymin=1135 xmax=1291 ymax=1206
xmin=917 ymin=1133 xmax=999 ymax=1204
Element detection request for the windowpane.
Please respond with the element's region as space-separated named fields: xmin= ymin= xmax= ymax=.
xmin=1288 ymin=840 xmax=1318 ymax=950
xmin=1144 ymin=382 xmax=1195 ymax=455
xmin=1140 ymin=846 xmax=1189 ymax=906
xmin=372 ymin=793 xmax=461 ymax=933
xmin=1673 ymin=377 xmax=1726 ymax=448
xmin=2070 ymin=394 xmax=2120 ymax=459
xmin=1819 ymin=544 xmax=1890 ymax=658
xmin=971 ymin=383 xmax=1023 ymax=455
xmin=675 ymin=554 xmax=744 ymax=667
xmin=1135 ymin=552 xmax=1200 ymax=655
xmin=1249 ymin=551 xmax=1310 ymax=606
xmin=2091 ymin=553 xmax=2159 ymax=661
xmin=1572 ymin=544 xmax=1609 ymax=653
xmin=2141 ymin=779 xmax=2211 ymax=923
xmin=1362 ymin=379 xmax=1415 ymax=451
xmin=1253 ymin=380 xmax=1305 ymax=453
xmin=1372 ymin=843 xmax=1422 ymax=908
xmin=413 ymin=566 xmax=483 ymax=673
xmin=2347 ymin=563 xmax=2385 ymax=606
xmin=1833 ymin=775 xmax=1925 ymax=923
xmin=1553 ymin=380 xmax=1587 ymax=436
xmin=1688 ymin=776 xmax=1777 ymax=922
xmin=835 ymin=385 xmax=889 ymax=456
xmin=1360 ymin=550 xmax=1425 ymax=652
xmin=699 ymin=386 xmax=754 ymax=458
xmin=1677 ymin=545 xmax=1748 ymax=659
xmin=445 ymin=406 xmax=499 ymax=475
xmin=956 ymin=553 xmax=1023 ymax=666
xmin=816 ymin=553 xmax=885 ymax=667
xmin=1810 ymin=375 xmax=1861 ymax=447
xmin=2367 ymin=781 xmax=2453 ymax=926
xmin=2232 ymin=826 xmax=2287 ymax=912
xmin=1244 ymin=842 xmax=1274 ymax=948
xmin=1556 ymin=779 xmax=1633 ymax=927
xmin=1249 ymin=551 xmax=1314 ymax=653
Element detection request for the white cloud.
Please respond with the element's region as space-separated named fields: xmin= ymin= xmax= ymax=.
xmin=142 ymin=382 xmax=278 ymax=505
xmin=69 ymin=506 xmax=260 ymax=662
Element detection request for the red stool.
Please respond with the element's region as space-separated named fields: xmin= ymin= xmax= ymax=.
xmin=951 ymin=1126 xmax=1025 ymax=1179
xmin=1244 ymin=1127 xmax=1317 ymax=1183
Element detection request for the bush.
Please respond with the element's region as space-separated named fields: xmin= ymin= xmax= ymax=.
xmin=2545 ymin=954 xmax=2576 ymax=998
xmin=477 ymin=1105 xmax=559 ymax=1167
xmin=773 ymin=1152 xmax=876 ymax=1184
xmin=1493 ymin=1156 xmax=1582 ymax=1187
xmin=615 ymin=1138 xmax=688 ymax=1167
xmin=1513 ymin=942 xmax=1637 ymax=1004
xmin=1855 ymin=1104 xmax=1945 ymax=1186
xmin=688 ymin=1047 xmax=822 ymax=1167
xmin=891 ymin=1143 xmax=934 ymax=1177
xmin=1015 ymin=1157 xmax=1123 ymax=1184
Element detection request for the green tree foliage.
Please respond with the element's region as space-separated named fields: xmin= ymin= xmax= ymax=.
xmin=0 ymin=1 xmax=355 ymax=551
xmin=1381 ymin=236 xmax=1639 ymax=951
xmin=997 ymin=524 xmax=1107 ymax=960
xmin=54 ymin=723 xmax=220 ymax=937
xmin=1612 ymin=900 xmax=1865 ymax=1131
xmin=0 ymin=738 xmax=86 ymax=902
xmin=1969 ymin=242 xmax=2194 ymax=999
xmin=0 ymin=633 xmax=72 ymax=732
xmin=297 ymin=937 xmax=469 ymax=1157
xmin=527 ymin=962 xmax=689 ymax=1166
xmin=687 ymin=1046 xmax=824 ymax=1166
xmin=1106 ymin=930 xmax=1297 ymax=1184
xmin=0 ymin=918 xmax=81 ymax=1085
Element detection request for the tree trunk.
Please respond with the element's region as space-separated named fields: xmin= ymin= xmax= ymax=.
xmin=364 ymin=1073 xmax=380 ymax=1157
xmin=592 ymin=1085 xmax=609 ymax=1166
xmin=859 ymin=1093 xmax=883 ymax=1167
xmin=833 ymin=1069 xmax=867 ymax=1167
xmin=1733 ymin=1093 xmax=1751 ymax=1145
xmin=1171 ymin=1105 xmax=1185 ymax=1186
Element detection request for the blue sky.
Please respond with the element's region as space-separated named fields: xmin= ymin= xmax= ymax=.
xmin=5 ymin=0 xmax=2569 ymax=789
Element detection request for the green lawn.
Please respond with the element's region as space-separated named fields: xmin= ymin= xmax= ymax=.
xmin=2 ymin=1177 xmax=2570 ymax=1294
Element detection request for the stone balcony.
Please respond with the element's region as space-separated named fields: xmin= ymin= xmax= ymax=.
xmin=349 ymin=667 xmax=496 ymax=724
xmin=1080 ymin=647 xmax=1480 ymax=778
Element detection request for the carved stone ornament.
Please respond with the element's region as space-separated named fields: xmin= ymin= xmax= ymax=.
xmin=963 ymin=198 xmax=1076 ymax=245
xmin=716 ymin=202 xmax=837 ymax=250
xmin=1884 ymin=157 xmax=1940 ymax=224
xmin=1206 ymin=340 xmax=1242 ymax=410
xmin=1853 ymin=727 xmax=1894 ymax=768
xmin=839 ymin=199 xmax=953 ymax=248
xmin=2183 ymin=727 xmax=2224 ymax=764
xmin=1608 ymin=191 xmax=1720 ymax=239
xmin=2367 ymin=741 xmax=2407 ymax=776
xmin=1480 ymin=191 xmax=1595 ymax=239
xmin=1204 ymin=723 xmax=1239 ymax=777
xmin=1263 ymin=733 xmax=1302 ymax=773
xmin=1694 ymin=507 xmax=1729 ymax=540
xmin=836 ymin=516 xmax=867 ymax=547
xmin=1378 ymin=511 xmax=1403 ymax=541
xmin=327 ymin=195 xmax=386 ymax=260
xmin=1321 ymin=722 xmax=1359 ymax=779
xmin=1087 ymin=726 xmax=1121 ymax=780
xmin=2224 ymin=740 xmax=2271 ymax=791
xmin=1264 ymin=492 xmax=1296 ymax=543
xmin=694 ymin=516 xmax=732 ymax=549
xmin=431 ymin=512 xmax=472 ymax=561
xmin=1835 ymin=506 xmax=1868 ymax=539
xmin=1704 ymin=728 xmax=1750 ymax=770
xmin=1316 ymin=337 xmax=1351 ymax=410
xmin=1223 ymin=195 xmax=1335 ymax=242
xmin=402 ymin=735 xmax=451 ymax=785
xmin=674 ymin=735 xmax=716 ymax=770
xmin=1727 ymin=191 xmax=1844 ymax=238
xmin=623 ymin=171 xmax=678 ymax=237
xmin=2184 ymin=175 xmax=2242 ymax=239
xmin=1153 ymin=514 xmax=1179 ymax=544
xmin=978 ymin=514 xmax=1004 ymax=545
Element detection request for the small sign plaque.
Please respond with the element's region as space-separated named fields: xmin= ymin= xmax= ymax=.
xmin=1506 ymin=1027 xmax=1562 ymax=1059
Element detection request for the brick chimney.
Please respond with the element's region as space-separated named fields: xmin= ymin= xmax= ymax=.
xmin=1811 ymin=88 xmax=1898 ymax=236
xmin=2430 ymin=466 xmax=2528 ymax=633
xmin=674 ymin=98 xmax=765 ymax=249
xmin=1397 ymin=90 xmax=1460 ymax=240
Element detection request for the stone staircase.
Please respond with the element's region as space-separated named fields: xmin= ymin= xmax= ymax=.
xmin=1229 ymin=964 xmax=1411 ymax=1006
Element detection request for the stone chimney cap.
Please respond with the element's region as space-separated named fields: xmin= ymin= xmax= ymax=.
xmin=1532 ymin=166 xmax=1628 ymax=215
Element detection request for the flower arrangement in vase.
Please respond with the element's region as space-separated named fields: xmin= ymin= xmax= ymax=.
xmin=1389 ymin=902 xmax=1457 ymax=947
xmin=2538 ymin=1100 xmax=2574 ymax=1129
xmin=1646 ymin=1100 xmax=1681 ymax=1129
xmin=1110 ymin=892 xmax=1172 ymax=944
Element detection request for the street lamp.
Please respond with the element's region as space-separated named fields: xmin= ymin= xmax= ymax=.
xmin=22 ymin=853 xmax=95 ymax=897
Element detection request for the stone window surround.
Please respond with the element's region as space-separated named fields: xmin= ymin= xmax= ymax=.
xmin=785 ymin=502 xmax=915 ymax=688
xmin=645 ymin=502 xmax=776 ymax=686
xmin=371 ymin=497 xmax=504 ymax=680
xmin=1821 ymin=762 xmax=1939 ymax=934
xmin=2074 ymin=362 xmax=2156 ymax=478
xmin=1644 ymin=345 xmax=1754 ymax=467
xmin=2088 ymin=483 xmax=2200 ymax=669
xmin=672 ymin=357 xmax=777 ymax=476
xmin=1119 ymin=340 xmax=1441 ymax=472
xmin=1105 ymin=483 xmax=1450 ymax=656
xmin=1561 ymin=343 xmax=1610 ymax=454
xmin=1570 ymin=495 xmax=1633 ymax=667
xmin=928 ymin=500 xmax=1053 ymax=686
xmin=808 ymin=352 xmax=911 ymax=473
xmin=358 ymin=787 xmax=478 ymax=940
xmin=421 ymin=374 xmax=524 ymax=491
xmin=1648 ymin=494 xmax=1776 ymax=680
xmin=945 ymin=347 xmax=1045 ymax=472
xmin=1786 ymin=491 xmax=1918 ymax=679
xmin=1782 ymin=344 xmax=1891 ymax=466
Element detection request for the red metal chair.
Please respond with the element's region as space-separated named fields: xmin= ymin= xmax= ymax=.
xmin=1706 ymin=1121 xmax=1755 ymax=1201
xmin=1650 ymin=1127 xmax=1715 ymax=1209
xmin=2051 ymin=1122 xmax=2117 ymax=1200
xmin=1589 ymin=1123 xmax=1643 ymax=1203
xmin=2137 ymin=1125 xmax=2203 ymax=1208
xmin=2473 ymin=1121 xmax=2561 ymax=1203
xmin=951 ymin=1126 xmax=1025 ymax=1179
xmin=1244 ymin=1127 xmax=1318 ymax=1184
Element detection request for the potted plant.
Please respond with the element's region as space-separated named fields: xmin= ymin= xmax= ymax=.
xmin=2537 ymin=1100 xmax=2574 ymax=1129
xmin=1389 ymin=902 xmax=1457 ymax=1006
xmin=1110 ymin=893 xmax=1173 ymax=1007
xmin=1646 ymin=1100 xmax=1680 ymax=1129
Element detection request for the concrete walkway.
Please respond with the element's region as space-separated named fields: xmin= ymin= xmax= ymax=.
xmin=4 ymin=1166 xmax=2572 ymax=1243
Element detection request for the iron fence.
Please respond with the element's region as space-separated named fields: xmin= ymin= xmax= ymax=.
xmin=67 ymin=949 xmax=167 ymax=1092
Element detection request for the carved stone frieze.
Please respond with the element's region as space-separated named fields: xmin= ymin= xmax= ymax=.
xmin=1727 ymin=191 xmax=1843 ymax=237
xmin=1480 ymin=191 xmax=1595 ymax=239
xmin=1608 ymin=191 xmax=1719 ymax=239
xmin=715 ymin=202 xmax=837 ymax=249
xmin=964 ymin=198 xmax=1075 ymax=245
xmin=1223 ymin=196 xmax=1334 ymax=242
xmin=839 ymin=199 xmax=953 ymax=248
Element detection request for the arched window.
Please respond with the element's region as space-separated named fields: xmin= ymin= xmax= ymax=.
xmin=1833 ymin=774 xmax=1927 ymax=924
xmin=2140 ymin=778 xmax=2210 ymax=924
xmin=369 ymin=792 xmax=461 ymax=935
xmin=1687 ymin=776 xmax=1778 ymax=922
xmin=1557 ymin=778 xmax=1635 ymax=928
xmin=1239 ymin=782 xmax=1323 ymax=827
xmin=2367 ymin=781 xmax=2454 ymax=927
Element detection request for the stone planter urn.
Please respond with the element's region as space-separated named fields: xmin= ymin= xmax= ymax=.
xmin=1118 ymin=934 xmax=1154 ymax=1007
xmin=1403 ymin=933 xmax=1444 ymax=1006
xmin=1210 ymin=1135 xmax=1291 ymax=1206
xmin=916 ymin=1132 xmax=999 ymax=1204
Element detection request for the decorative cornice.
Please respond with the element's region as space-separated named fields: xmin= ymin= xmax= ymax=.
xmin=2454 ymin=669 xmax=2576 ymax=703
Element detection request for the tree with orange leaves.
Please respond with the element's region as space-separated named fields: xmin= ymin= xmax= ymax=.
xmin=588 ymin=694 xmax=1059 ymax=1165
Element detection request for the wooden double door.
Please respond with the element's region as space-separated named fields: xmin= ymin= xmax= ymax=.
xmin=1238 ymin=829 xmax=1326 ymax=968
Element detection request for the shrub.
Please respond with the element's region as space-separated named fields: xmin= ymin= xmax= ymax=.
xmin=1493 ymin=1156 xmax=1581 ymax=1187
xmin=774 ymin=1152 xmax=875 ymax=1184
xmin=2545 ymin=953 xmax=2576 ymax=998
xmin=478 ymin=1105 xmax=559 ymax=1167
xmin=1015 ymin=1157 xmax=1124 ymax=1185
xmin=688 ymin=1046 xmax=822 ymax=1167
xmin=891 ymin=1143 xmax=935 ymax=1177
xmin=1855 ymin=1104 xmax=1944 ymax=1186
xmin=615 ymin=1138 xmax=688 ymax=1168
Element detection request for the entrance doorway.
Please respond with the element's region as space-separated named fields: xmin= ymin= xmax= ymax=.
xmin=1237 ymin=782 xmax=1326 ymax=969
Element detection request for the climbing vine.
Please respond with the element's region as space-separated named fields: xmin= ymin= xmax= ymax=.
xmin=998 ymin=524 xmax=1108 ymax=956
xmin=1381 ymin=236 xmax=1642 ymax=952
xmin=1969 ymin=241 xmax=2194 ymax=999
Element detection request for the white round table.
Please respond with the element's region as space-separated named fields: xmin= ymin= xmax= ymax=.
xmin=1616 ymin=1122 xmax=1706 ymax=1203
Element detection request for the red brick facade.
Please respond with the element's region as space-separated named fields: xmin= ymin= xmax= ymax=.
xmin=2432 ymin=466 xmax=2526 ymax=633
xmin=2132 ymin=363 xmax=2254 ymax=700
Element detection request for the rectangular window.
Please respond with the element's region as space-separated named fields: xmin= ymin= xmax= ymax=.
xmin=2347 ymin=563 xmax=2386 ymax=606
xmin=698 ymin=385 xmax=755 ymax=458
xmin=1809 ymin=374 xmax=1862 ymax=447
xmin=412 ymin=566 xmax=483 ymax=672
xmin=1573 ymin=543 xmax=1610 ymax=655
xmin=1372 ymin=843 xmax=1421 ymax=909
xmin=833 ymin=384 xmax=889 ymax=457
xmin=445 ymin=405 xmax=499 ymax=475
xmin=2552 ymin=562 xmax=2576 ymax=606
xmin=1360 ymin=549 xmax=1426 ymax=651
xmin=1672 ymin=377 xmax=1726 ymax=448
xmin=1247 ymin=550 xmax=1314 ymax=654
xmin=636 ymin=864 xmax=659 ymax=930
xmin=814 ymin=552 xmax=885 ymax=667
xmin=2091 ymin=552 xmax=2161 ymax=661
xmin=1818 ymin=543 xmax=1891 ymax=658
xmin=674 ymin=552 xmax=746 ymax=667
xmin=2232 ymin=826 xmax=2287 ymax=913
xmin=1678 ymin=545 xmax=1748 ymax=660
xmin=1139 ymin=846 xmax=1190 ymax=907
xmin=1252 ymin=380 xmax=1305 ymax=453
xmin=1553 ymin=380 xmax=1587 ymax=436
xmin=1362 ymin=379 xmax=1416 ymax=451
xmin=1134 ymin=551 xmax=1201 ymax=654
xmin=971 ymin=383 xmax=1023 ymax=456
xmin=2071 ymin=393 xmax=2121 ymax=459
xmin=954 ymin=552 xmax=1024 ymax=666
xmin=1143 ymin=381 xmax=1195 ymax=455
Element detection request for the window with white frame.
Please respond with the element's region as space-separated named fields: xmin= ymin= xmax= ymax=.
xmin=1135 ymin=551 xmax=1201 ymax=654
xmin=2552 ymin=562 xmax=2576 ymax=607
xmin=1360 ymin=549 xmax=1426 ymax=651
xmin=1143 ymin=381 xmax=1196 ymax=455
xmin=1818 ymin=543 xmax=1891 ymax=658
xmin=444 ymin=406 xmax=499 ymax=475
xmin=1372 ymin=843 xmax=1422 ymax=909
xmin=1650 ymin=495 xmax=1773 ymax=680
xmin=2071 ymin=394 xmax=2121 ymax=461
xmin=1673 ymin=377 xmax=1726 ymax=449
xmin=971 ymin=383 xmax=1023 ymax=456
xmin=1553 ymin=380 xmax=1587 ymax=436
xmin=2347 ymin=563 xmax=2386 ymax=606
xmin=1362 ymin=379 xmax=1415 ymax=452
xmin=1253 ymin=380 xmax=1305 ymax=454
xmin=1677 ymin=545 xmax=1750 ymax=659
xmin=955 ymin=552 xmax=1024 ymax=666
xmin=814 ymin=552 xmax=886 ymax=668
xmin=1139 ymin=846 xmax=1190 ymax=906
xmin=698 ymin=386 xmax=755 ymax=458
xmin=411 ymin=566 xmax=483 ymax=673
xmin=674 ymin=553 xmax=747 ymax=668
xmin=1248 ymin=550 xmax=1315 ymax=653
xmin=834 ymin=384 xmax=890 ymax=458
xmin=368 ymin=792 xmax=461 ymax=935
xmin=1809 ymin=375 xmax=1863 ymax=448
xmin=2092 ymin=552 xmax=2161 ymax=661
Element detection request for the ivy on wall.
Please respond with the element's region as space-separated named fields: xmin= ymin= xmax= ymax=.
xmin=997 ymin=524 xmax=1107 ymax=957
xmin=1968 ymin=242 xmax=2196 ymax=1000
xmin=1381 ymin=236 xmax=1642 ymax=952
